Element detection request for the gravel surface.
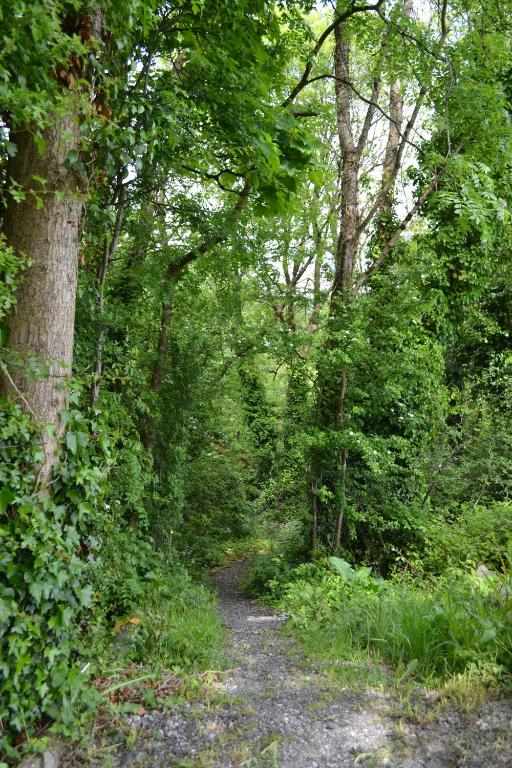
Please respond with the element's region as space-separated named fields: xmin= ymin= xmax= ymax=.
xmin=80 ymin=560 xmax=512 ymax=768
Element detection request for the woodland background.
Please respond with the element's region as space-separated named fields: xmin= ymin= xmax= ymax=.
xmin=1 ymin=0 xmax=512 ymax=760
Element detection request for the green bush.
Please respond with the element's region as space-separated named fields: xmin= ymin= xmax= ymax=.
xmin=241 ymin=553 xmax=294 ymax=597
xmin=178 ymin=451 xmax=254 ymax=565
xmin=82 ymin=526 xmax=224 ymax=671
xmin=87 ymin=519 xmax=169 ymax=620
xmin=111 ymin=574 xmax=224 ymax=670
xmin=241 ymin=520 xmax=308 ymax=597
xmin=420 ymin=501 xmax=512 ymax=573
xmin=278 ymin=556 xmax=512 ymax=685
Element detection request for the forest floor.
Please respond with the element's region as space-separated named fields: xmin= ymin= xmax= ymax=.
xmin=74 ymin=561 xmax=512 ymax=768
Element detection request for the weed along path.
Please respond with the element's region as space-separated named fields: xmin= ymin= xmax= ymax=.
xmin=96 ymin=561 xmax=511 ymax=768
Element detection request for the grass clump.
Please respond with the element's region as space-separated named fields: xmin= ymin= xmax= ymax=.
xmin=111 ymin=574 xmax=224 ymax=671
xmin=273 ymin=554 xmax=512 ymax=690
xmin=85 ymin=530 xmax=224 ymax=672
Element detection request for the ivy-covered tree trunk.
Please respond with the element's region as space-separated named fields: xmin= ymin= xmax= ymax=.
xmin=1 ymin=8 xmax=104 ymax=484
xmin=2 ymin=114 xmax=84 ymax=482
xmin=311 ymin=23 xmax=362 ymax=548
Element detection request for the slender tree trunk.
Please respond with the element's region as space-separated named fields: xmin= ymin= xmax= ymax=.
xmin=377 ymin=0 xmax=412 ymax=227
xmin=91 ymin=185 xmax=125 ymax=407
xmin=334 ymin=371 xmax=348 ymax=550
xmin=2 ymin=113 xmax=84 ymax=482
xmin=314 ymin=21 xmax=368 ymax=545
xmin=331 ymin=25 xmax=360 ymax=305
xmin=308 ymin=215 xmax=324 ymax=330
xmin=141 ymin=270 xmax=179 ymax=450
xmin=382 ymin=80 xmax=403 ymax=197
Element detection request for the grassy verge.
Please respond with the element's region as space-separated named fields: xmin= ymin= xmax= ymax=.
xmin=94 ymin=576 xmax=224 ymax=671
xmin=244 ymin=554 xmax=512 ymax=702
xmin=32 ymin=564 xmax=226 ymax=764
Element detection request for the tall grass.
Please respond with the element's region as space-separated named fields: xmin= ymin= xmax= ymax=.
xmin=89 ymin=571 xmax=224 ymax=673
xmin=278 ymin=561 xmax=512 ymax=686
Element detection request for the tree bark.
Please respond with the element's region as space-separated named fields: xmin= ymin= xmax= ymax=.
xmin=90 ymin=184 xmax=125 ymax=407
xmin=377 ymin=0 xmax=412 ymax=225
xmin=2 ymin=113 xmax=84 ymax=482
xmin=380 ymin=79 xmax=403 ymax=211
xmin=331 ymin=24 xmax=360 ymax=304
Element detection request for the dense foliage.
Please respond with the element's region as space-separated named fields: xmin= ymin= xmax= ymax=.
xmin=1 ymin=0 xmax=512 ymax=760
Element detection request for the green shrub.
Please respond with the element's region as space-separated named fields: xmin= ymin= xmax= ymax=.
xmin=87 ymin=519 xmax=169 ymax=620
xmin=241 ymin=553 xmax=294 ymax=597
xmin=178 ymin=451 xmax=254 ymax=565
xmin=111 ymin=574 xmax=224 ymax=670
xmin=278 ymin=557 xmax=512 ymax=685
xmin=82 ymin=510 xmax=224 ymax=672
xmin=420 ymin=501 xmax=512 ymax=573
xmin=241 ymin=520 xmax=308 ymax=597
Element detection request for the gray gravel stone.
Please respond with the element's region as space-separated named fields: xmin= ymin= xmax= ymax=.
xmin=19 ymin=742 xmax=64 ymax=768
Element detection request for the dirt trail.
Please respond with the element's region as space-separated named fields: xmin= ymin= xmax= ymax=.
xmin=109 ymin=561 xmax=512 ymax=768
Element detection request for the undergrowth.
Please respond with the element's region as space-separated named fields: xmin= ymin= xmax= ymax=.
xmin=86 ymin=553 xmax=223 ymax=672
xmin=244 ymin=551 xmax=512 ymax=696
xmin=0 ymin=399 xmax=224 ymax=763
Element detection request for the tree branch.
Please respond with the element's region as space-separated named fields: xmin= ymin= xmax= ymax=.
xmin=301 ymin=74 xmax=423 ymax=151
xmin=356 ymin=84 xmax=426 ymax=236
xmin=281 ymin=0 xmax=385 ymax=108
xmin=355 ymin=165 xmax=446 ymax=291
xmin=167 ymin=179 xmax=251 ymax=277
xmin=356 ymin=75 xmax=382 ymax=157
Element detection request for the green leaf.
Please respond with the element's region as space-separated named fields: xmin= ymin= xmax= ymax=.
xmin=309 ymin=169 xmax=324 ymax=187
xmin=65 ymin=149 xmax=79 ymax=165
xmin=77 ymin=585 xmax=93 ymax=607
xmin=35 ymin=135 xmax=46 ymax=156
xmin=276 ymin=112 xmax=296 ymax=131
xmin=0 ymin=487 xmax=14 ymax=516
xmin=144 ymin=571 xmax=157 ymax=580
xmin=44 ymin=423 xmax=56 ymax=437
xmin=29 ymin=581 xmax=44 ymax=603
xmin=66 ymin=432 xmax=77 ymax=455
xmin=397 ymin=658 xmax=419 ymax=683
xmin=328 ymin=556 xmax=354 ymax=581
xmin=76 ymin=431 xmax=89 ymax=447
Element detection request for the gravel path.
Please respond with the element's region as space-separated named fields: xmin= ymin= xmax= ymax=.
xmin=108 ymin=561 xmax=512 ymax=768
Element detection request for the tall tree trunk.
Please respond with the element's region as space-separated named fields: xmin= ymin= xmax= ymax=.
xmin=331 ymin=25 xmax=360 ymax=306
xmin=313 ymin=18 xmax=375 ymax=546
xmin=1 ymin=8 xmax=103 ymax=484
xmin=2 ymin=113 xmax=84 ymax=482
